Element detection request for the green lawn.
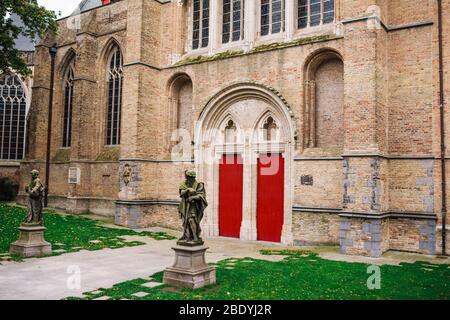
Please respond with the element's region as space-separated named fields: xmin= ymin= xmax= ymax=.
xmin=68 ymin=250 xmax=450 ymax=300
xmin=0 ymin=202 xmax=175 ymax=260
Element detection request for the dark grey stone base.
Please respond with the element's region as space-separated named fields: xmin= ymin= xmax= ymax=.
xmin=10 ymin=224 xmax=52 ymax=257
xmin=163 ymin=245 xmax=216 ymax=289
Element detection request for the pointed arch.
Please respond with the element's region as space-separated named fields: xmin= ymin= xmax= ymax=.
xmin=104 ymin=41 xmax=124 ymax=146
xmin=62 ymin=59 xmax=75 ymax=148
xmin=57 ymin=48 xmax=76 ymax=76
xmin=0 ymin=74 xmax=27 ymax=160
xmin=99 ymin=37 xmax=124 ymax=75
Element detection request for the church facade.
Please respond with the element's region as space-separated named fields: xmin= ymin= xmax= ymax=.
xmin=13 ymin=0 xmax=449 ymax=257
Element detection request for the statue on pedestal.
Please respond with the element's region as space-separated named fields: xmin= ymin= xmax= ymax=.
xmin=10 ymin=169 xmax=51 ymax=257
xmin=164 ymin=169 xmax=216 ymax=289
xmin=24 ymin=170 xmax=45 ymax=226
xmin=177 ymin=170 xmax=208 ymax=246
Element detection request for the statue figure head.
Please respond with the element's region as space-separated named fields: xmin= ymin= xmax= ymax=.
xmin=30 ymin=170 xmax=39 ymax=179
xmin=185 ymin=169 xmax=196 ymax=186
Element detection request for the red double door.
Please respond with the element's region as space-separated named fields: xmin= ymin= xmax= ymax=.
xmin=218 ymin=153 xmax=284 ymax=242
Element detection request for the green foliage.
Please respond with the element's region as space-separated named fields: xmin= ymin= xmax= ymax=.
xmin=1 ymin=0 xmax=58 ymax=77
xmin=0 ymin=178 xmax=19 ymax=201
xmin=0 ymin=203 xmax=176 ymax=259
xmin=69 ymin=255 xmax=450 ymax=300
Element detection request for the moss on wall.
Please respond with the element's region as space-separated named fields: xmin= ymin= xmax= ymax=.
xmin=52 ymin=149 xmax=71 ymax=162
xmin=96 ymin=148 xmax=120 ymax=161
xmin=172 ymin=34 xmax=340 ymax=68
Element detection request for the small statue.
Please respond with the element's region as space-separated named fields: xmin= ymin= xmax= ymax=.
xmin=24 ymin=170 xmax=45 ymax=225
xmin=177 ymin=170 xmax=208 ymax=246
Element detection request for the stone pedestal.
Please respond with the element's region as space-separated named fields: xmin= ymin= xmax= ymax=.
xmin=10 ymin=224 xmax=52 ymax=257
xmin=163 ymin=245 xmax=216 ymax=289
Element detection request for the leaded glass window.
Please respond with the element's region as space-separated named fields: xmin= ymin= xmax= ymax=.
xmin=297 ymin=0 xmax=335 ymax=29
xmin=106 ymin=47 xmax=123 ymax=146
xmin=192 ymin=0 xmax=210 ymax=49
xmin=222 ymin=0 xmax=244 ymax=44
xmin=62 ymin=66 xmax=74 ymax=148
xmin=261 ymin=0 xmax=285 ymax=36
xmin=0 ymin=75 xmax=26 ymax=160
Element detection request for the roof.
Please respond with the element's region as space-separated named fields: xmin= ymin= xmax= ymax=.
xmin=76 ymin=0 xmax=102 ymax=14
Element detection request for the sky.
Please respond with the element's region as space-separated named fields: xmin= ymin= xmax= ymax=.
xmin=37 ymin=0 xmax=81 ymax=18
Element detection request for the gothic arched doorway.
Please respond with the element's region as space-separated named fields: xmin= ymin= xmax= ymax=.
xmin=195 ymin=83 xmax=295 ymax=244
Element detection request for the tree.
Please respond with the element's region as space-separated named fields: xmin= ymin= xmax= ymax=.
xmin=1 ymin=0 xmax=58 ymax=77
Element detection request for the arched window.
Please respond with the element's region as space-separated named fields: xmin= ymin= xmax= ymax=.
xmin=263 ymin=116 xmax=278 ymax=141
xmin=106 ymin=46 xmax=123 ymax=146
xmin=225 ymin=119 xmax=237 ymax=143
xmin=260 ymin=0 xmax=285 ymax=36
xmin=0 ymin=75 xmax=26 ymax=160
xmin=222 ymin=0 xmax=244 ymax=44
xmin=62 ymin=65 xmax=74 ymax=147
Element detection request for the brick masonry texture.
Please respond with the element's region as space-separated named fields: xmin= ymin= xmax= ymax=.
xmin=10 ymin=0 xmax=450 ymax=257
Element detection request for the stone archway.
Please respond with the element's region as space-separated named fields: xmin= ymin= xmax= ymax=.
xmin=195 ymin=83 xmax=295 ymax=244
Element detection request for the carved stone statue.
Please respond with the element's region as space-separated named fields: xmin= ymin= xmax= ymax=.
xmin=177 ymin=170 xmax=208 ymax=246
xmin=24 ymin=169 xmax=45 ymax=225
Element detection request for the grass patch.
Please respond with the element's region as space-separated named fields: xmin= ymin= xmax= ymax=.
xmin=67 ymin=255 xmax=449 ymax=300
xmin=0 ymin=203 xmax=176 ymax=260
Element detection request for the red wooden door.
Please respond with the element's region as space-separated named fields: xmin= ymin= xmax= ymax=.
xmin=257 ymin=153 xmax=284 ymax=242
xmin=219 ymin=154 xmax=243 ymax=238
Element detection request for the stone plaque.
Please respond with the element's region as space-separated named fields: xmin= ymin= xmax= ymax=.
xmin=301 ymin=175 xmax=313 ymax=186
xmin=68 ymin=167 xmax=80 ymax=184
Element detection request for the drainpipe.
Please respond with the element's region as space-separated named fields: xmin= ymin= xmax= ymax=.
xmin=44 ymin=45 xmax=57 ymax=208
xmin=438 ymin=0 xmax=447 ymax=256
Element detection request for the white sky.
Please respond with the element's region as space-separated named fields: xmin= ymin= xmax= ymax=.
xmin=37 ymin=0 xmax=81 ymax=18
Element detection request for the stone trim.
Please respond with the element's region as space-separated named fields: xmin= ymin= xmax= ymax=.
xmin=339 ymin=212 xmax=437 ymax=220
xmin=341 ymin=15 xmax=433 ymax=33
xmin=119 ymin=158 xmax=194 ymax=163
xmin=0 ymin=161 xmax=21 ymax=167
xmin=123 ymin=61 xmax=162 ymax=71
xmin=295 ymin=156 xmax=343 ymax=161
xmin=115 ymin=199 xmax=180 ymax=206
xmin=293 ymin=206 xmax=342 ymax=213
xmin=342 ymin=153 xmax=436 ymax=160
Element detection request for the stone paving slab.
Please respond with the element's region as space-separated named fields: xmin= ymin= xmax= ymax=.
xmin=142 ymin=282 xmax=163 ymax=288
xmin=132 ymin=292 xmax=149 ymax=298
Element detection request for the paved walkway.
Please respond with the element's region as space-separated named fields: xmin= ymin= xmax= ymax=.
xmin=0 ymin=231 xmax=448 ymax=300
xmin=0 ymin=235 xmax=286 ymax=300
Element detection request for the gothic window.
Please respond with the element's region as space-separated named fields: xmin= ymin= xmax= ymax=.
xmin=261 ymin=0 xmax=285 ymax=36
xmin=106 ymin=46 xmax=123 ymax=146
xmin=263 ymin=116 xmax=278 ymax=141
xmin=62 ymin=65 xmax=74 ymax=147
xmin=0 ymin=75 xmax=26 ymax=160
xmin=222 ymin=0 xmax=244 ymax=44
xmin=298 ymin=0 xmax=334 ymax=29
xmin=192 ymin=0 xmax=210 ymax=50
xmin=225 ymin=119 xmax=237 ymax=143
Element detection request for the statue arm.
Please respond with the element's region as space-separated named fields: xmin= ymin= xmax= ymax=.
xmin=31 ymin=179 xmax=43 ymax=193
